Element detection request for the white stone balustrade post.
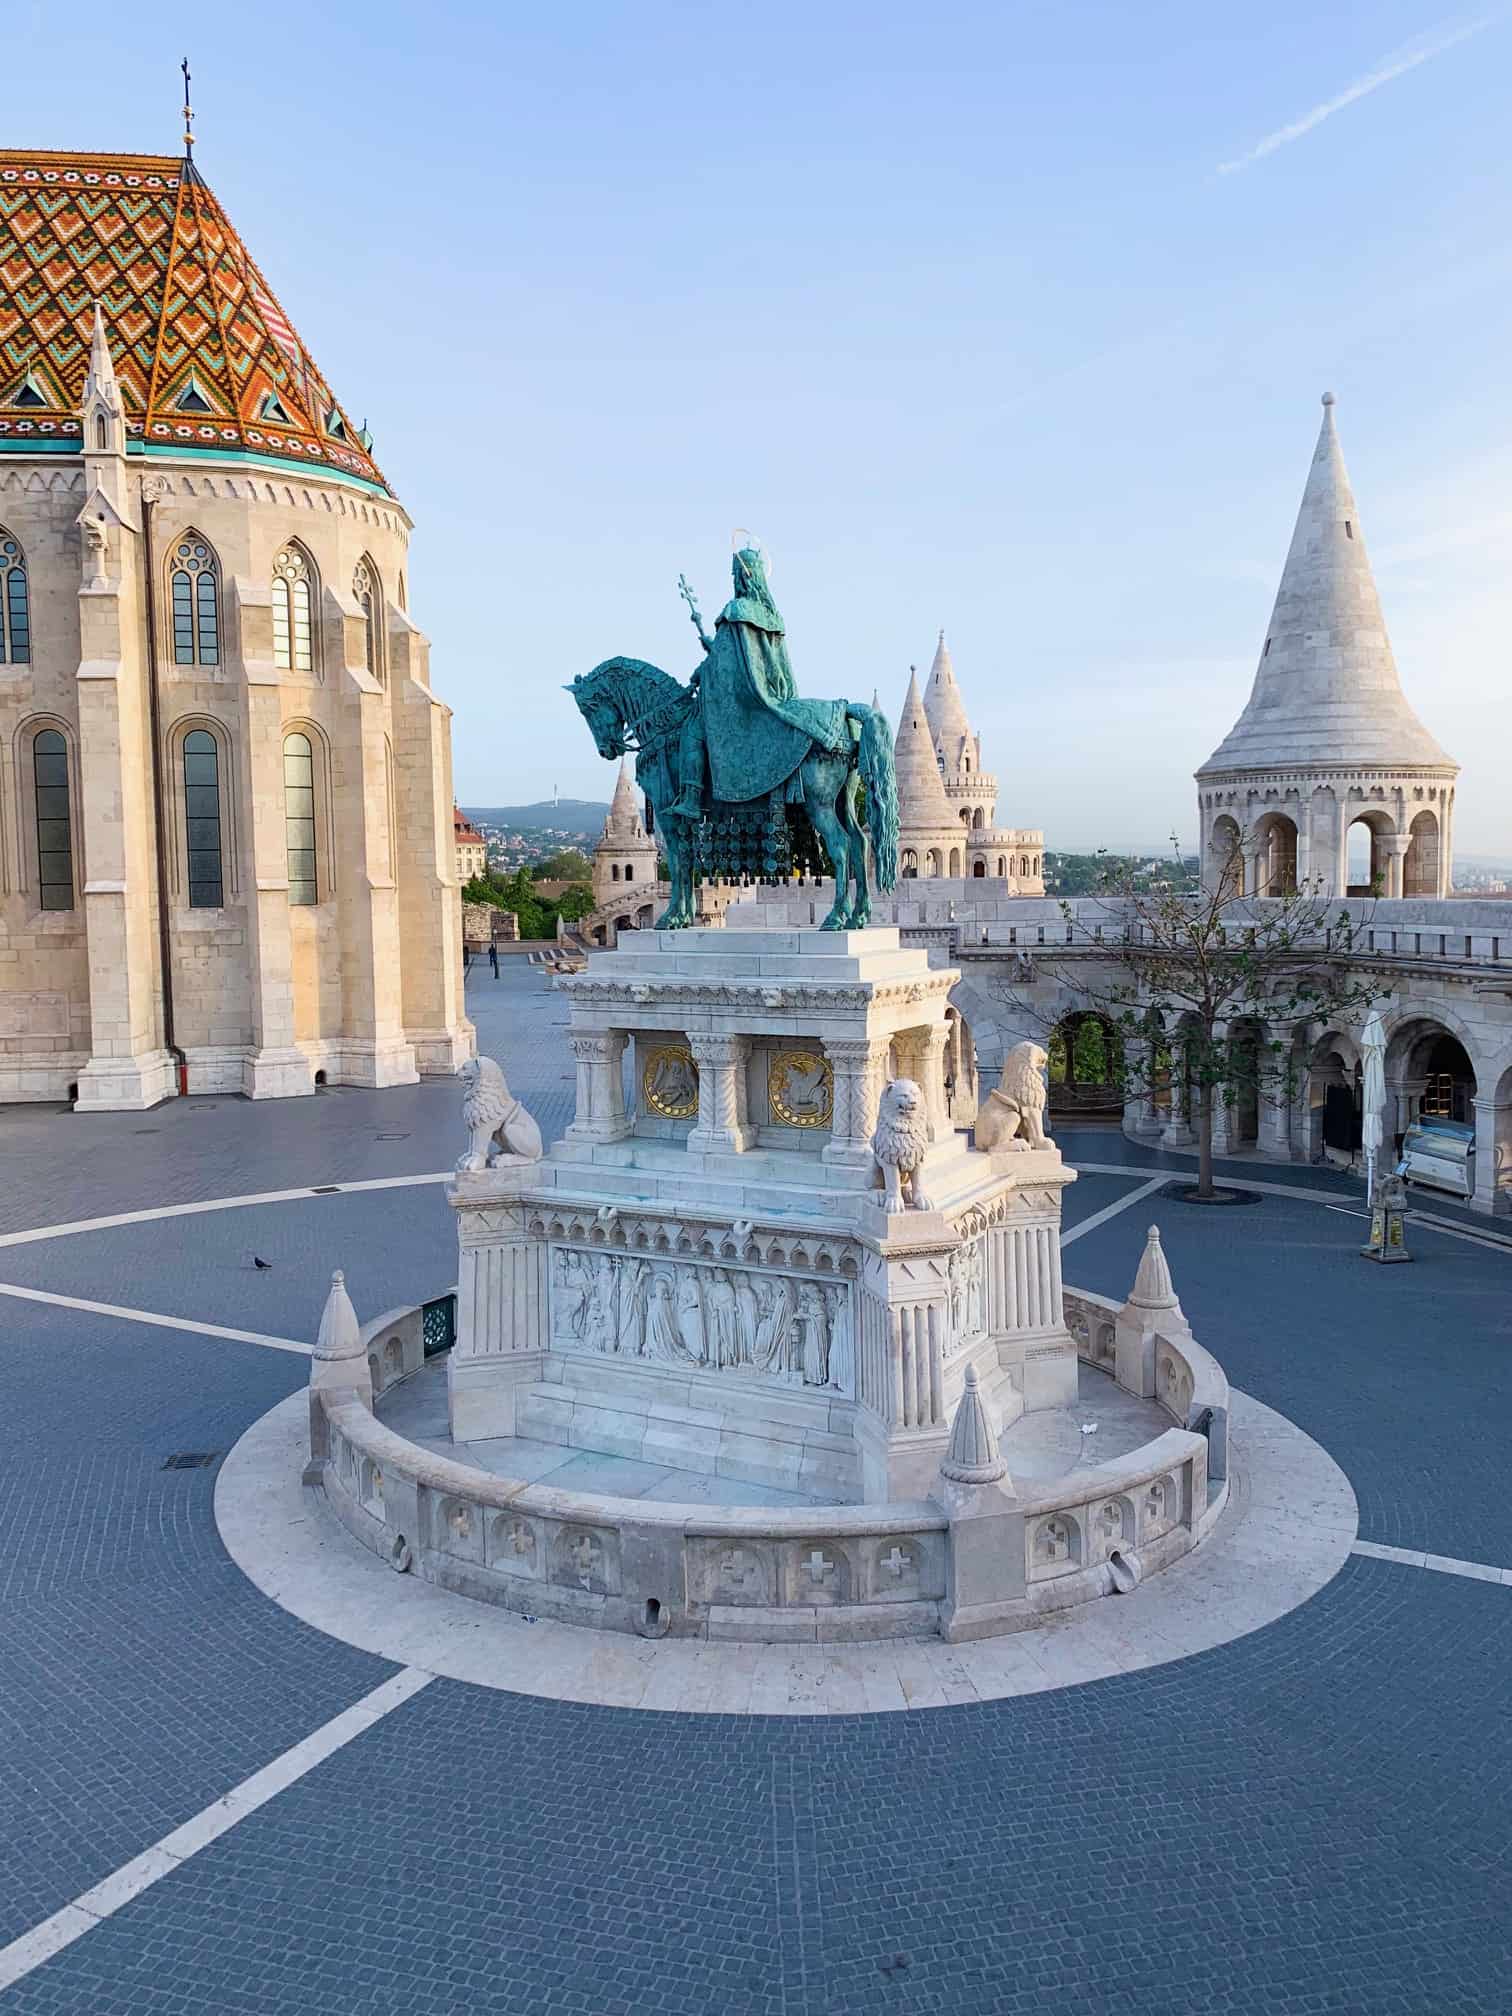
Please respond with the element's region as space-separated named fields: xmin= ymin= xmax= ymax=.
xmin=823 ymin=1036 xmax=892 ymax=1167
xmin=566 ymin=1031 xmax=632 ymax=1143
xmin=687 ymin=1033 xmax=754 ymax=1154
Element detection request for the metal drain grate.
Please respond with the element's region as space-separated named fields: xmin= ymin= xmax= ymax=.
xmin=310 ymin=1185 xmax=340 ymax=1194
xmin=161 ymin=1452 xmax=220 ymax=1471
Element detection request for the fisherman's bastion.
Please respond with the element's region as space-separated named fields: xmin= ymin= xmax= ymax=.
xmin=0 ymin=115 xmax=1509 ymax=2016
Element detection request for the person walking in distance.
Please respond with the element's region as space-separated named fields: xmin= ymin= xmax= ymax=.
xmin=489 ymin=939 xmax=499 ymax=978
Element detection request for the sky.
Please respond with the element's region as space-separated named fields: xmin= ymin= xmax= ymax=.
xmin=20 ymin=1 xmax=1512 ymax=853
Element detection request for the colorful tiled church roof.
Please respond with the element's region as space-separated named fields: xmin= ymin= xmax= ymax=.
xmin=0 ymin=149 xmax=387 ymax=494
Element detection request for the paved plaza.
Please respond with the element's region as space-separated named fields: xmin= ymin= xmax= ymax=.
xmin=1 ymin=959 xmax=1510 ymax=2014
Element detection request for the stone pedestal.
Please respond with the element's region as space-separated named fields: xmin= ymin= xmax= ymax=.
xmin=448 ymin=928 xmax=1078 ymax=1503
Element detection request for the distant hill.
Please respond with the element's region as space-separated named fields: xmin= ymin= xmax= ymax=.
xmin=463 ymin=800 xmax=609 ymax=829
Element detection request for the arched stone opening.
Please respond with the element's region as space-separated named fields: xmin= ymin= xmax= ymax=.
xmin=1217 ymin=1017 xmax=1266 ymax=1150
xmin=901 ymin=849 xmax=918 ymax=878
xmin=1345 ymin=811 xmax=1393 ymax=897
xmin=942 ymin=1004 xmax=978 ymax=1126
xmin=1306 ymin=1027 xmax=1362 ymax=1165
xmin=1403 ymin=810 xmax=1440 ymax=897
xmin=1047 ymin=1011 xmax=1124 ymax=1115
xmin=1387 ymin=1017 xmax=1478 ymax=1138
xmin=925 ymin=848 xmax=943 ymax=877
xmin=996 ymin=856 xmax=1006 ymax=877
xmin=1253 ymin=813 xmax=1298 ymax=897
xmin=972 ymin=807 xmax=984 ymax=829
xmin=949 ymin=848 xmax=962 ymax=876
xmin=971 ymin=857 xmax=985 ymax=878
xmin=1208 ymin=815 xmax=1242 ymax=900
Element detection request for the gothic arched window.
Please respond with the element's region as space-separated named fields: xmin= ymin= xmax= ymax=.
xmin=283 ymin=731 xmax=317 ymax=905
xmin=33 ymin=730 xmax=73 ymax=910
xmin=182 ymin=729 xmax=224 ymax=907
xmin=272 ymin=545 xmax=315 ymax=674
xmin=354 ymin=557 xmax=383 ymax=682
xmin=0 ymin=528 xmax=30 ymax=664
xmin=170 ymin=535 xmax=220 ymax=666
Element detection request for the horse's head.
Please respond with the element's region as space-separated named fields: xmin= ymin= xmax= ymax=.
xmin=565 ymin=668 xmax=628 ymax=760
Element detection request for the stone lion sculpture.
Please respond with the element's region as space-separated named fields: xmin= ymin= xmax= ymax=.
xmin=871 ymin=1077 xmax=934 ymax=1213
xmin=974 ymin=1041 xmax=1050 ymax=1152
xmin=455 ymin=1056 xmax=544 ymax=1172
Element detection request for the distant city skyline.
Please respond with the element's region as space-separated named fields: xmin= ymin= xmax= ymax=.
xmin=22 ymin=1 xmax=1512 ymax=853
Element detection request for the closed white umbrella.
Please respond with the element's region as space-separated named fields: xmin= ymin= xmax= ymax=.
xmin=1360 ymin=1009 xmax=1387 ymax=1206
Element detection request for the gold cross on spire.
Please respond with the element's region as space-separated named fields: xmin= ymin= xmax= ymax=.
xmin=181 ymin=58 xmax=195 ymax=158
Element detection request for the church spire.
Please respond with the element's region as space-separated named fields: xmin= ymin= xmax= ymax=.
xmin=80 ymin=299 xmax=127 ymax=502
xmin=1200 ymin=392 xmax=1454 ymax=775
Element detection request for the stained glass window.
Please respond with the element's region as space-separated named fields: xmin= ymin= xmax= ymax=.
xmin=284 ymin=732 xmax=317 ymax=906
xmin=183 ymin=729 xmax=224 ymax=908
xmin=272 ymin=547 xmax=314 ymax=674
xmin=353 ymin=558 xmax=382 ymax=682
xmin=0 ymin=531 xmax=29 ymax=664
xmin=33 ymin=731 xmax=73 ymax=911
xmin=170 ymin=537 xmax=219 ymax=667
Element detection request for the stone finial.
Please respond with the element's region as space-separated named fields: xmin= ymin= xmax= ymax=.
xmin=939 ymin=1365 xmax=1009 ymax=1485
xmin=1126 ymin=1225 xmax=1180 ymax=1313
xmin=313 ymin=1269 xmax=362 ymax=1362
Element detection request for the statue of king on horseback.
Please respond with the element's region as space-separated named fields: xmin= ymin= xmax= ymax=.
xmin=567 ymin=540 xmax=898 ymax=930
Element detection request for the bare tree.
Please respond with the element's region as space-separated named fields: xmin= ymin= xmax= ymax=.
xmin=996 ymin=839 xmax=1379 ymax=1200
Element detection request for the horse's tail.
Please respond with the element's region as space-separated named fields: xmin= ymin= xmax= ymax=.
xmin=856 ymin=707 xmax=899 ymax=890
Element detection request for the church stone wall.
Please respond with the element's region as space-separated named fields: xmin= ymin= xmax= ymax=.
xmin=0 ymin=457 xmax=472 ymax=1103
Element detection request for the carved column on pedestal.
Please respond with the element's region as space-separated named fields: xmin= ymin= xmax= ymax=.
xmin=892 ymin=1024 xmax=950 ymax=1140
xmin=566 ymin=1030 xmax=632 ymax=1143
xmin=823 ymin=1035 xmax=892 ymax=1166
xmin=1256 ymin=1022 xmax=1295 ymax=1158
xmin=1161 ymin=1021 xmax=1195 ymax=1148
xmin=687 ymin=1033 xmax=755 ymax=1153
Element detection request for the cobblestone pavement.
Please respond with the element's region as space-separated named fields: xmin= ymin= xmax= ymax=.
xmin=1 ymin=960 xmax=1509 ymax=2014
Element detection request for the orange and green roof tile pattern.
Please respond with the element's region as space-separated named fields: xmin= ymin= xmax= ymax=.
xmin=0 ymin=150 xmax=388 ymax=494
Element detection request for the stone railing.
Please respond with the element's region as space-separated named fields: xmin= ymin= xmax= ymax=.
xmin=311 ymin=1279 xmax=1224 ymax=1644
xmin=1063 ymin=1285 xmax=1229 ymax=1485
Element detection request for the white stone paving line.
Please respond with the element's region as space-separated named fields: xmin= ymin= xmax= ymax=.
xmin=1072 ymin=1160 xmax=1512 ymax=1254
xmin=0 ymin=1668 xmax=434 ymax=1996
xmin=0 ymin=1170 xmax=452 ymax=1252
xmin=0 ymin=1281 xmax=312 ymax=1356
xmin=1351 ymin=1538 xmax=1512 ymax=1586
xmin=215 ymin=1385 xmax=1357 ymax=1717
xmin=1058 ymin=1172 xmax=1170 ymax=1248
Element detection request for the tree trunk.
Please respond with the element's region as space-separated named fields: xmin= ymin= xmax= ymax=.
xmin=1196 ymin=1079 xmax=1215 ymax=1199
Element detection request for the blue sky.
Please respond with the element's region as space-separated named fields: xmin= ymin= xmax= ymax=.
xmin=22 ymin=2 xmax=1512 ymax=852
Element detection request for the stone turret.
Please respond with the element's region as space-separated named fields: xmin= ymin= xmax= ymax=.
xmin=1197 ymin=393 xmax=1458 ymax=899
xmin=592 ymin=759 xmax=659 ymax=912
xmin=1115 ymin=1226 xmax=1189 ymax=1398
xmin=893 ymin=646 xmax=1044 ymax=890
xmin=893 ymin=669 xmax=964 ymax=877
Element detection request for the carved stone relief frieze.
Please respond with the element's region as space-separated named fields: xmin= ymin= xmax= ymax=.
xmin=549 ymin=1245 xmax=854 ymax=1394
xmin=945 ymin=1235 xmax=987 ymax=1356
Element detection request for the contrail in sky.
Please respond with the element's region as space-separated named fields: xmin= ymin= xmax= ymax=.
xmin=1217 ymin=16 xmax=1497 ymax=174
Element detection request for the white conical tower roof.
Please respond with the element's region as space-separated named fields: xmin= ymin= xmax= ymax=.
xmin=894 ymin=669 xmax=958 ymax=829
xmin=1201 ymin=394 xmax=1455 ymax=775
xmin=939 ymin=1364 xmax=1010 ymax=1484
xmin=922 ymin=630 xmax=974 ymax=760
xmin=602 ymin=758 xmax=646 ymax=841
xmin=313 ymin=1269 xmax=362 ymax=1363
xmin=1125 ymin=1226 xmax=1181 ymax=1314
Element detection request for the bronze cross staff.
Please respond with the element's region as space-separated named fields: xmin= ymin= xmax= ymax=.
xmin=181 ymin=58 xmax=195 ymax=158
